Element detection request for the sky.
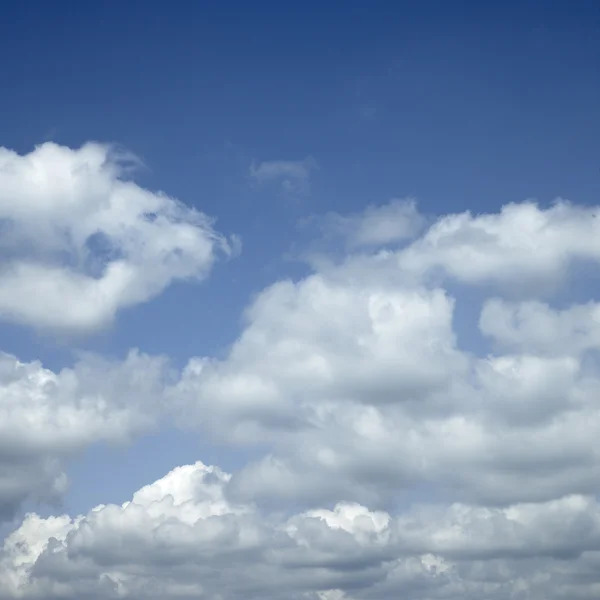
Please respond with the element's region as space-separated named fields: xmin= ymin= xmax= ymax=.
xmin=1 ymin=1 xmax=600 ymax=598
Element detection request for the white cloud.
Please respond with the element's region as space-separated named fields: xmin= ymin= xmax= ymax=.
xmin=4 ymin=196 xmax=600 ymax=598
xmin=0 ymin=142 xmax=233 ymax=333
xmin=480 ymin=297 xmax=600 ymax=355
xmin=168 ymin=199 xmax=600 ymax=514
xmin=312 ymin=198 xmax=425 ymax=248
xmin=398 ymin=200 xmax=600 ymax=292
xmin=4 ymin=461 xmax=600 ymax=599
xmin=172 ymin=275 xmax=468 ymax=444
xmin=249 ymin=157 xmax=316 ymax=197
xmin=0 ymin=349 xmax=170 ymax=520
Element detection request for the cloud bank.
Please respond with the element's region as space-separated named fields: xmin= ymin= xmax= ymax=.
xmin=3 ymin=463 xmax=600 ymax=599
xmin=1 ymin=146 xmax=600 ymax=599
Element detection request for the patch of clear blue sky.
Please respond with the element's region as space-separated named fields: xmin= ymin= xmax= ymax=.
xmin=0 ymin=0 xmax=599 ymax=513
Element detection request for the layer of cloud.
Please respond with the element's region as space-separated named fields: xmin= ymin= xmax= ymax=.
xmin=3 ymin=461 xmax=600 ymax=599
xmin=0 ymin=349 xmax=171 ymax=521
xmin=4 ymin=196 xmax=600 ymax=598
xmin=249 ymin=157 xmax=317 ymax=197
xmin=0 ymin=142 xmax=233 ymax=333
xmin=169 ymin=200 xmax=600 ymax=513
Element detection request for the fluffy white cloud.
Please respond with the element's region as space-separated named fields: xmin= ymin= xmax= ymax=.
xmin=480 ymin=297 xmax=600 ymax=355
xmin=172 ymin=275 xmax=467 ymax=440
xmin=398 ymin=200 xmax=600 ymax=291
xmin=0 ymin=349 xmax=170 ymax=520
xmin=4 ymin=196 xmax=600 ymax=598
xmin=4 ymin=461 xmax=600 ymax=599
xmin=169 ymin=199 xmax=600 ymax=514
xmin=0 ymin=142 xmax=233 ymax=333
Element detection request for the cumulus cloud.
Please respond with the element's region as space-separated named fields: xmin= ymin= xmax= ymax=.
xmin=0 ymin=142 xmax=233 ymax=333
xmin=398 ymin=200 xmax=600 ymax=292
xmin=169 ymin=199 xmax=600 ymax=513
xmin=0 ymin=349 xmax=171 ymax=521
xmin=4 ymin=196 xmax=600 ymax=598
xmin=480 ymin=297 xmax=600 ymax=355
xmin=172 ymin=276 xmax=467 ymax=443
xmin=249 ymin=157 xmax=317 ymax=197
xmin=4 ymin=461 xmax=600 ymax=599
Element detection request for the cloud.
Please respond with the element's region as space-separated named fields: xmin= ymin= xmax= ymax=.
xmin=5 ymin=196 xmax=600 ymax=598
xmin=310 ymin=198 xmax=426 ymax=249
xmin=168 ymin=199 xmax=600 ymax=515
xmin=397 ymin=200 xmax=600 ymax=292
xmin=480 ymin=297 xmax=600 ymax=355
xmin=249 ymin=157 xmax=317 ymax=197
xmin=0 ymin=349 xmax=171 ymax=521
xmin=172 ymin=277 xmax=467 ymax=443
xmin=0 ymin=142 xmax=234 ymax=334
xmin=4 ymin=461 xmax=600 ymax=599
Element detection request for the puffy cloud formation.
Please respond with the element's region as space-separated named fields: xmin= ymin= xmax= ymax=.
xmin=172 ymin=201 xmax=600 ymax=507
xmin=3 ymin=461 xmax=600 ymax=599
xmin=3 ymin=197 xmax=600 ymax=598
xmin=398 ymin=200 xmax=600 ymax=290
xmin=0 ymin=349 xmax=170 ymax=521
xmin=480 ymin=297 xmax=600 ymax=355
xmin=0 ymin=142 xmax=232 ymax=333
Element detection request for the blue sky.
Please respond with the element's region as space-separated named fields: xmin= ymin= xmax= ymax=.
xmin=1 ymin=2 xmax=600 ymax=599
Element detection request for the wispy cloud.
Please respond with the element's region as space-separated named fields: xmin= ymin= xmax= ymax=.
xmin=249 ymin=156 xmax=317 ymax=197
xmin=310 ymin=198 xmax=426 ymax=249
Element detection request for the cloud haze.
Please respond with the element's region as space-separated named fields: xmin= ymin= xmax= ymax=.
xmin=249 ymin=157 xmax=317 ymax=197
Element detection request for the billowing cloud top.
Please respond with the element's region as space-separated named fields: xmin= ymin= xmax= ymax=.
xmin=2 ymin=158 xmax=600 ymax=600
xmin=0 ymin=349 xmax=171 ymax=521
xmin=4 ymin=462 xmax=600 ymax=600
xmin=0 ymin=142 xmax=232 ymax=333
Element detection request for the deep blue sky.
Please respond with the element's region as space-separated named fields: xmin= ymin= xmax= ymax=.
xmin=1 ymin=0 xmax=599 ymax=513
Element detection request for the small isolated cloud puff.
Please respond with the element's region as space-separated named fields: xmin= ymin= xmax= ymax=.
xmin=0 ymin=142 xmax=234 ymax=333
xmin=249 ymin=157 xmax=317 ymax=197
xmin=309 ymin=198 xmax=426 ymax=248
